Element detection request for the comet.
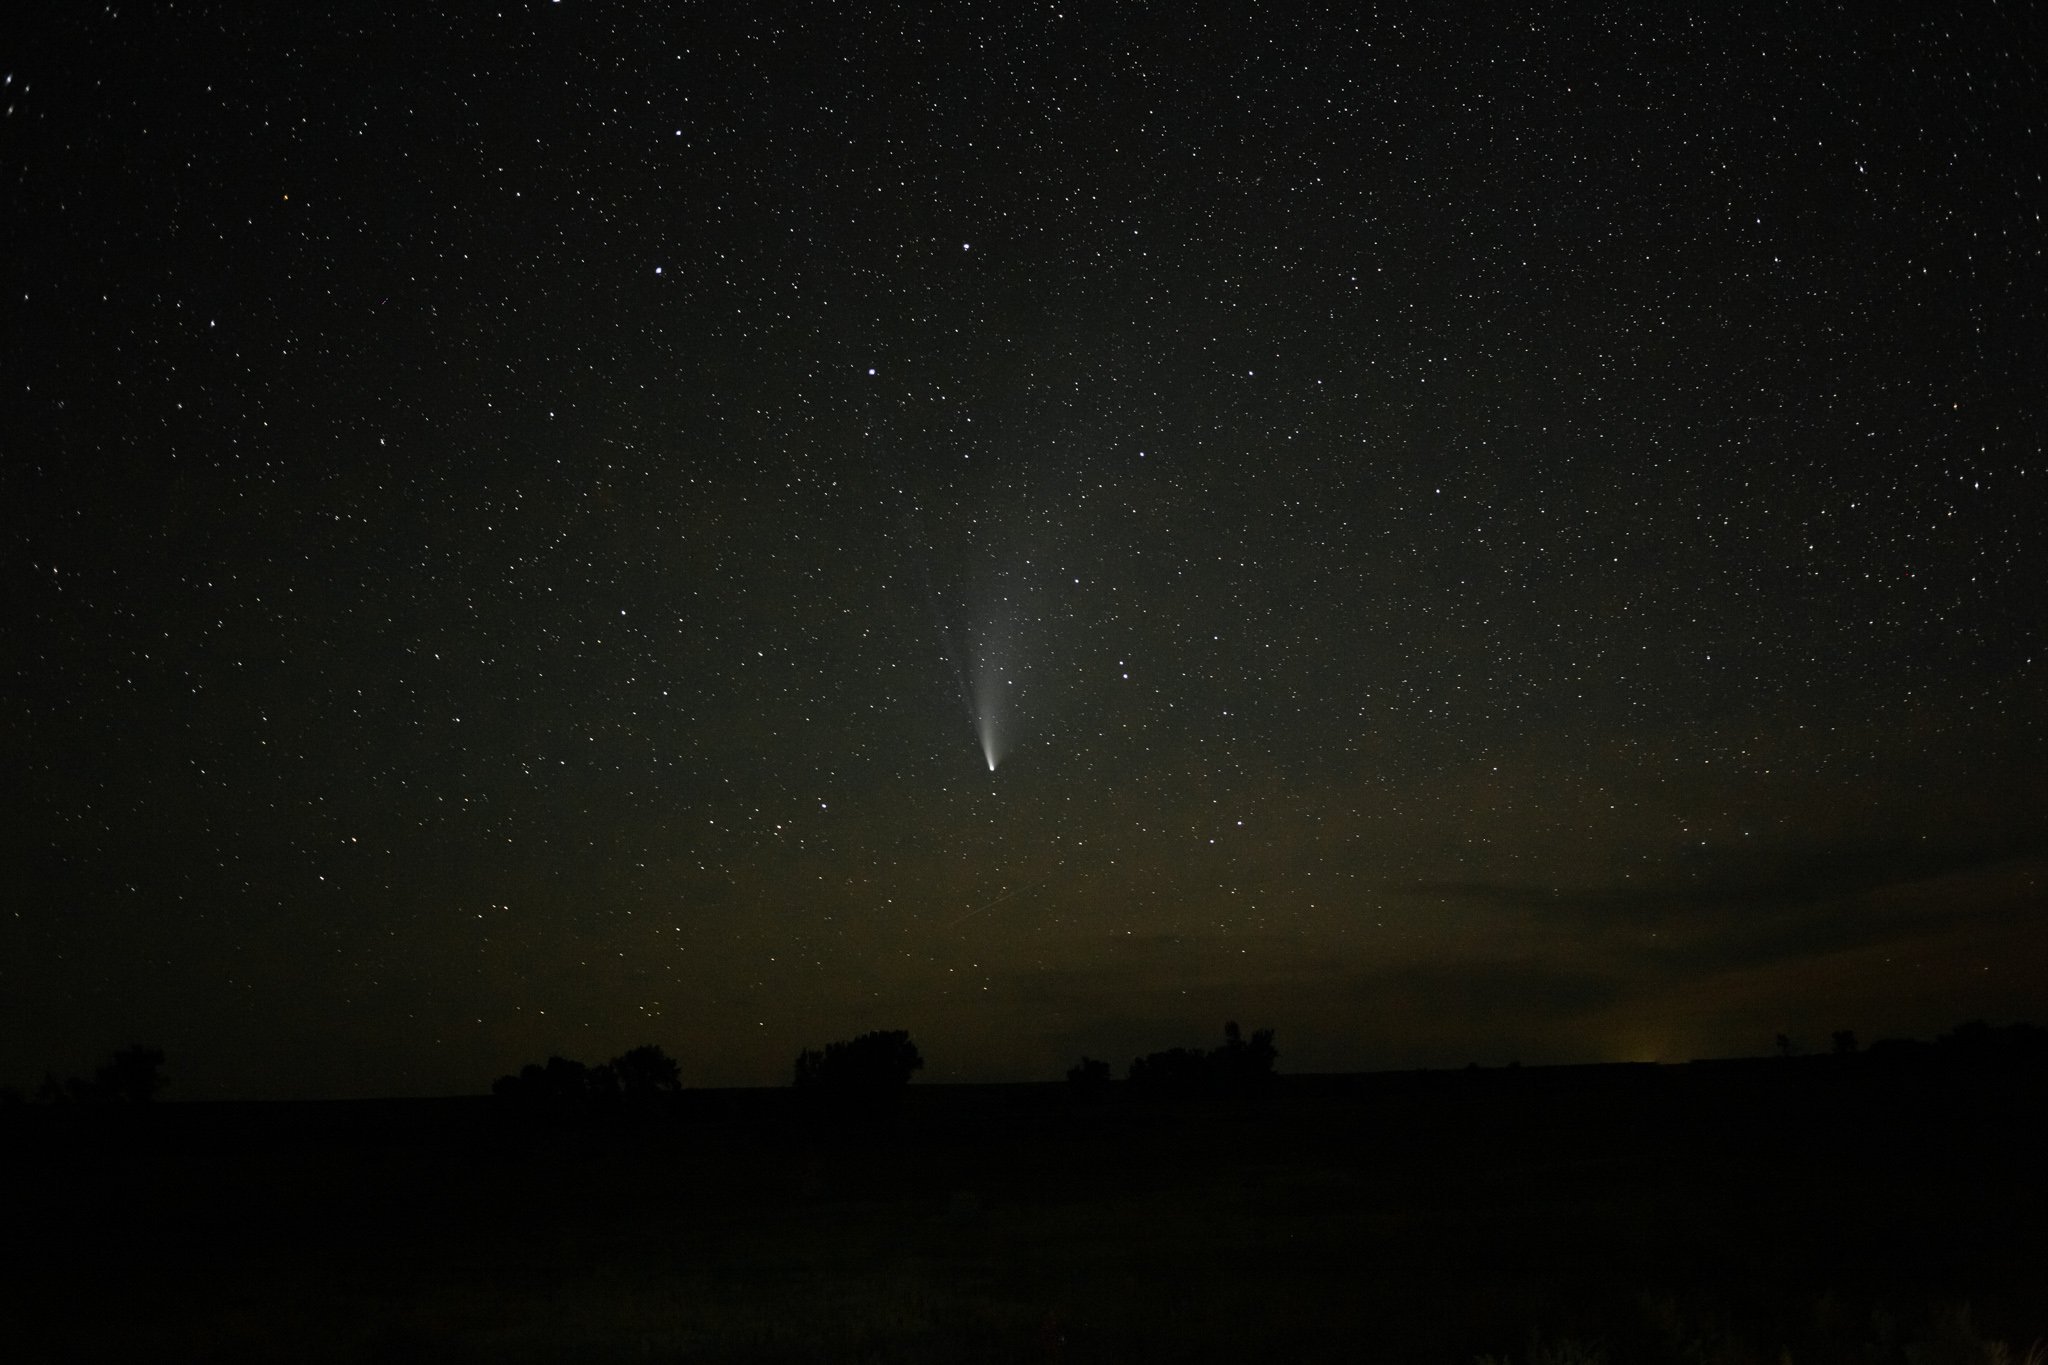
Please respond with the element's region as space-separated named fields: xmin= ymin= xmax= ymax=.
xmin=968 ymin=611 xmax=1016 ymax=773
xmin=909 ymin=512 xmax=1026 ymax=774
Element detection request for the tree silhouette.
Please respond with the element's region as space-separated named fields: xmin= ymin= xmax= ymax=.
xmin=492 ymin=1054 xmax=620 ymax=1114
xmin=792 ymin=1029 xmax=923 ymax=1091
xmin=1831 ymin=1029 xmax=1859 ymax=1056
xmin=1212 ymin=1020 xmax=1279 ymax=1094
xmin=34 ymin=1046 xmax=166 ymax=1104
xmin=1127 ymin=1046 xmax=1209 ymax=1097
xmin=492 ymin=1044 xmax=694 ymax=1116
xmin=1939 ymin=1019 xmax=1993 ymax=1053
xmin=1127 ymin=1023 xmax=1279 ymax=1099
xmin=612 ymin=1043 xmax=682 ymax=1102
xmin=96 ymin=1045 xmax=167 ymax=1103
xmin=542 ymin=1054 xmax=603 ymax=1107
xmin=1938 ymin=1019 xmax=2047 ymax=1062
xmin=1066 ymin=1056 xmax=1111 ymax=1101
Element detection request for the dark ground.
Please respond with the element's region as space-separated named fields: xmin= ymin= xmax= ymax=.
xmin=4 ymin=1057 xmax=2044 ymax=1363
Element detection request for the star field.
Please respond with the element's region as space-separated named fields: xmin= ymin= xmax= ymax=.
xmin=4 ymin=3 xmax=2044 ymax=1098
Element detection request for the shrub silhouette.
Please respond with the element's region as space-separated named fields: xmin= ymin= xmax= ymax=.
xmin=1832 ymin=1029 xmax=1859 ymax=1055
xmin=1128 ymin=1022 xmax=1278 ymax=1099
xmin=793 ymin=1029 xmax=923 ymax=1091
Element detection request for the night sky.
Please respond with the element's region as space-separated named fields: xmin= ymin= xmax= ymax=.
xmin=5 ymin=4 xmax=2044 ymax=1100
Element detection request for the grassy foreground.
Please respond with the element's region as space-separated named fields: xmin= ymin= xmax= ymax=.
xmin=4 ymin=1058 xmax=2042 ymax=1362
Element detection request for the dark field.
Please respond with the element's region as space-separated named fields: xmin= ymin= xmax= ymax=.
xmin=5 ymin=1058 xmax=2044 ymax=1363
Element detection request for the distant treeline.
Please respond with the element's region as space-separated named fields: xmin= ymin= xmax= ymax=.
xmin=472 ymin=1018 xmax=2043 ymax=1122
xmin=1815 ymin=1018 xmax=2046 ymax=1063
xmin=1 ymin=1045 xmax=167 ymax=1107
xmin=793 ymin=1029 xmax=922 ymax=1091
xmin=490 ymin=1044 xmax=684 ymax=1113
xmin=1068 ymin=1021 xmax=1279 ymax=1101
xmin=488 ymin=1031 xmax=928 ymax=1120
xmin=8 ymin=1019 xmax=2041 ymax=1110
